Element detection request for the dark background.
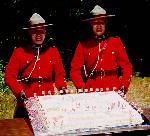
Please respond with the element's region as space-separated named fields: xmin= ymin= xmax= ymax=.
xmin=0 ymin=0 xmax=149 ymax=78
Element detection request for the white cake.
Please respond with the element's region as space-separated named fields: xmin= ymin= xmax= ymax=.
xmin=25 ymin=91 xmax=144 ymax=136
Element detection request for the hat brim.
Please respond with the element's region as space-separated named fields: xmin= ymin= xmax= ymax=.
xmin=22 ymin=23 xmax=53 ymax=30
xmin=82 ymin=15 xmax=115 ymax=22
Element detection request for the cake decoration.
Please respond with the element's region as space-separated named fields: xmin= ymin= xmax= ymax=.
xmin=24 ymin=91 xmax=144 ymax=136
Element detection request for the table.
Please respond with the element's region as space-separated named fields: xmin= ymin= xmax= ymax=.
xmin=0 ymin=118 xmax=34 ymax=136
xmin=0 ymin=108 xmax=150 ymax=136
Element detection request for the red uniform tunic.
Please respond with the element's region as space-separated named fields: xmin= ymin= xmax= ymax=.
xmin=5 ymin=45 xmax=67 ymax=98
xmin=70 ymin=36 xmax=132 ymax=92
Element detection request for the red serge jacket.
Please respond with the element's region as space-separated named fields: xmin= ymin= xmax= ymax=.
xmin=4 ymin=45 xmax=67 ymax=98
xmin=70 ymin=36 xmax=132 ymax=92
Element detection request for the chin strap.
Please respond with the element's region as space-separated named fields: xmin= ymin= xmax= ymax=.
xmin=34 ymin=44 xmax=42 ymax=60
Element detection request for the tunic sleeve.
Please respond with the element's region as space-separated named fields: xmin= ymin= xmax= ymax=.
xmin=51 ymin=47 xmax=67 ymax=90
xmin=70 ymin=42 xmax=86 ymax=88
xmin=116 ymin=37 xmax=133 ymax=90
xmin=4 ymin=48 xmax=24 ymax=97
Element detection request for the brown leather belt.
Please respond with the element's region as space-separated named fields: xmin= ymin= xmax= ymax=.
xmin=30 ymin=77 xmax=51 ymax=83
xmin=89 ymin=70 xmax=117 ymax=79
xmin=19 ymin=77 xmax=51 ymax=84
xmin=95 ymin=70 xmax=117 ymax=76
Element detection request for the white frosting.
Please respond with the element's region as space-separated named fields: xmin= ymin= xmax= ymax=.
xmin=25 ymin=91 xmax=144 ymax=135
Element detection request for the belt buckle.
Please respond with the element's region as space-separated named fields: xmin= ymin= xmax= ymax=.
xmin=38 ymin=77 xmax=43 ymax=84
xmin=100 ymin=70 xmax=105 ymax=76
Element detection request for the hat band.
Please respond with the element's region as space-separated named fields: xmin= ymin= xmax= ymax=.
xmin=82 ymin=14 xmax=115 ymax=22
xmin=22 ymin=23 xmax=53 ymax=30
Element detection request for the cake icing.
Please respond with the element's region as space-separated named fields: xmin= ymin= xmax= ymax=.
xmin=25 ymin=91 xmax=144 ymax=136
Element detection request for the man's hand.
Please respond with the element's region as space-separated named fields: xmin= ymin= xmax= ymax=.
xmin=20 ymin=91 xmax=28 ymax=101
xmin=118 ymin=86 xmax=125 ymax=97
xmin=59 ymin=87 xmax=69 ymax=95
xmin=118 ymin=86 xmax=128 ymax=96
